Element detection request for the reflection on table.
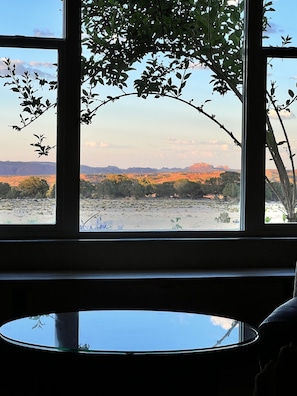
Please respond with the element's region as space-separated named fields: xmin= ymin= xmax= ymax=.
xmin=0 ymin=310 xmax=258 ymax=355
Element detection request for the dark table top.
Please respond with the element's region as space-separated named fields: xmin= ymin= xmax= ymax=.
xmin=0 ymin=309 xmax=258 ymax=355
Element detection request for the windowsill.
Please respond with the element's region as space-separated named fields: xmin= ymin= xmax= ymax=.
xmin=0 ymin=268 xmax=294 ymax=281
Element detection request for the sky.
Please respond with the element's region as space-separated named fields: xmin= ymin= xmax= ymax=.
xmin=0 ymin=0 xmax=297 ymax=170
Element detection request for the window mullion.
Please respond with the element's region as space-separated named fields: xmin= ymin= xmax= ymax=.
xmin=241 ymin=0 xmax=266 ymax=235
xmin=56 ymin=0 xmax=81 ymax=236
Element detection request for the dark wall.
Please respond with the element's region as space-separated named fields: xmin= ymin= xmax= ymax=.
xmin=0 ymin=238 xmax=297 ymax=271
xmin=0 ymin=274 xmax=293 ymax=328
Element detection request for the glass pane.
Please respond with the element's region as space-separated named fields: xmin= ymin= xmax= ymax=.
xmin=0 ymin=310 xmax=257 ymax=353
xmin=1 ymin=0 xmax=63 ymax=38
xmin=80 ymin=0 xmax=244 ymax=232
xmin=265 ymin=58 xmax=297 ymax=224
xmin=263 ymin=0 xmax=297 ymax=47
xmin=0 ymin=48 xmax=57 ymax=224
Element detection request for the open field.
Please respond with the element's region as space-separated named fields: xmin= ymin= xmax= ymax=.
xmin=0 ymin=198 xmax=288 ymax=230
xmin=79 ymin=198 xmax=241 ymax=231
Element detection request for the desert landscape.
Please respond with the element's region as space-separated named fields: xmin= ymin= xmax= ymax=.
xmin=0 ymin=197 xmax=286 ymax=230
xmin=0 ymin=162 xmax=289 ymax=229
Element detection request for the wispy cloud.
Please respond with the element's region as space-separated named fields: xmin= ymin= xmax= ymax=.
xmin=164 ymin=138 xmax=233 ymax=159
xmin=0 ymin=58 xmax=55 ymax=78
xmin=84 ymin=141 xmax=110 ymax=148
xmin=211 ymin=316 xmax=236 ymax=330
xmin=29 ymin=61 xmax=55 ymax=69
xmin=166 ymin=137 xmax=197 ymax=145
xmin=33 ymin=29 xmax=55 ymax=38
xmin=199 ymin=140 xmax=232 ymax=151
xmin=188 ymin=62 xmax=207 ymax=70
xmin=265 ymin=22 xmax=281 ymax=36
xmin=207 ymin=139 xmax=229 ymax=146
xmin=268 ymin=109 xmax=295 ymax=119
xmin=0 ymin=58 xmax=25 ymax=76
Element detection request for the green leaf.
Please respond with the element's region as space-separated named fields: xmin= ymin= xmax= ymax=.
xmin=288 ymin=89 xmax=294 ymax=98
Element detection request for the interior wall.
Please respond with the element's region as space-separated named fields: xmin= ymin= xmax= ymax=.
xmin=0 ymin=275 xmax=293 ymax=327
xmin=0 ymin=238 xmax=297 ymax=271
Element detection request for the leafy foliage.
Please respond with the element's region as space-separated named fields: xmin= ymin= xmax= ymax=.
xmin=80 ymin=0 xmax=243 ymax=126
xmin=30 ymin=134 xmax=56 ymax=157
xmin=0 ymin=58 xmax=56 ymax=131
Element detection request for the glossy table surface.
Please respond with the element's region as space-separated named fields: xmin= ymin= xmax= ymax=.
xmin=0 ymin=309 xmax=259 ymax=355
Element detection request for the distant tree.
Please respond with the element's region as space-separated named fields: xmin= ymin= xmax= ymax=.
xmin=222 ymin=182 xmax=240 ymax=199
xmin=265 ymin=181 xmax=282 ymax=202
xmin=220 ymin=171 xmax=240 ymax=199
xmin=95 ymin=179 xmax=117 ymax=198
xmin=132 ymin=181 xmax=147 ymax=199
xmin=219 ymin=172 xmax=240 ymax=186
xmin=138 ymin=178 xmax=154 ymax=197
xmin=174 ymin=179 xmax=203 ymax=198
xmin=18 ymin=176 xmax=49 ymax=198
xmin=116 ymin=176 xmax=134 ymax=197
xmin=7 ymin=186 xmax=21 ymax=199
xmin=154 ymin=182 xmax=175 ymax=198
xmin=203 ymin=177 xmax=223 ymax=196
xmin=47 ymin=183 xmax=56 ymax=198
xmin=80 ymin=179 xmax=96 ymax=198
xmin=0 ymin=182 xmax=11 ymax=198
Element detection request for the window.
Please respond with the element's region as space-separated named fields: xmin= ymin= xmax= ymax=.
xmin=0 ymin=48 xmax=58 ymax=225
xmin=0 ymin=0 xmax=297 ymax=252
xmin=0 ymin=0 xmax=80 ymax=238
xmin=263 ymin=0 xmax=297 ymax=225
xmin=1 ymin=0 xmax=63 ymax=38
xmin=79 ymin=0 xmax=243 ymax=232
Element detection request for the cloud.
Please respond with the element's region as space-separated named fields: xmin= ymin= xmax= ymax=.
xmin=0 ymin=58 xmax=25 ymax=76
xmin=210 ymin=316 xmax=237 ymax=330
xmin=166 ymin=137 xmax=196 ymax=145
xmin=188 ymin=62 xmax=207 ymax=70
xmin=268 ymin=109 xmax=295 ymax=119
xmin=33 ymin=29 xmax=55 ymax=38
xmin=193 ymin=150 xmax=214 ymax=159
xmin=29 ymin=61 xmax=55 ymax=69
xmin=0 ymin=58 xmax=56 ymax=78
xmin=84 ymin=141 xmax=109 ymax=148
xmin=207 ymin=139 xmax=229 ymax=146
xmin=265 ymin=22 xmax=280 ymax=36
xmin=200 ymin=140 xmax=232 ymax=151
xmin=219 ymin=143 xmax=229 ymax=151
xmin=227 ymin=0 xmax=240 ymax=5
xmin=164 ymin=138 xmax=233 ymax=162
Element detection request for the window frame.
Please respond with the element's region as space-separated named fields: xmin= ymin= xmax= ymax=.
xmin=0 ymin=0 xmax=297 ymax=250
xmin=0 ymin=0 xmax=81 ymax=239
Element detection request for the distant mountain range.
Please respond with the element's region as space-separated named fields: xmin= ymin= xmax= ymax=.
xmin=0 ymin=161 xmax=235 ymax=176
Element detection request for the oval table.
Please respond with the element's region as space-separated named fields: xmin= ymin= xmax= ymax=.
xmin=0 ymin=309 xmax=258 ymax=354
xmin=0 ymin=309 xmax=259 ymax=394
